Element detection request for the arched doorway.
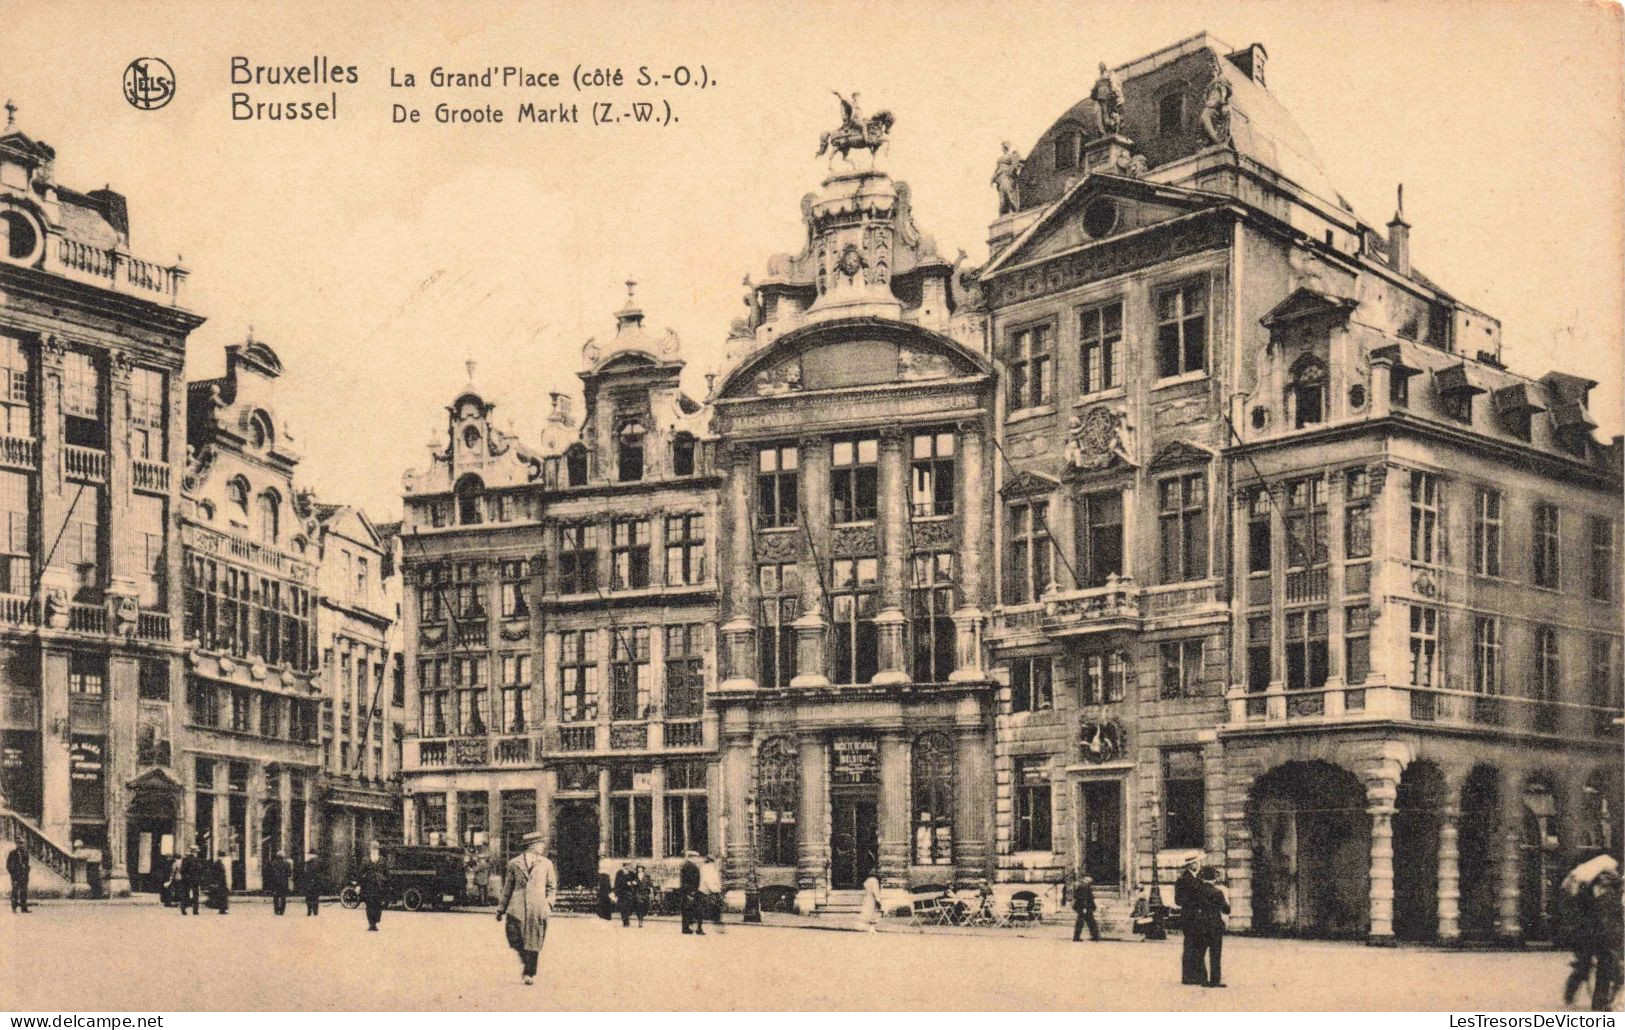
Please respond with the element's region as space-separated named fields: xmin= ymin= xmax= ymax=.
xmin=1393 ymin=760 xmax=1445 ymax=940
xmin=1519 ymin=777 xmax=1562 ymax=942
xmin=1249 ymin=760 xmax=1369 ymax=937
xmin=554 ymin=802 xmax=600 ymax=888
xmin=124 ymin=773 xmax=181 ymax=894
xmin=1458 ymin=765 xmax=1500 ymax=939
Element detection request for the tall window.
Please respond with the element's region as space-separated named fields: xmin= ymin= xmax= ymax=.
xmin=565 ymin=444 xmax=588 ymax=487
xmin=611 ymin=517 xmax=650 ymax=590
xmin=129 ymin=367 xmax=166 ymax=460
xmin=1007 ymin=323 xmax=1053 ymax=410
xmin=1284 ymin=475 xmax=1327 ymax=602
xmin=610 ymin=626 xmax=651 ymax=721
xmin=458 ymin=792 xmax=489 ymax=849
xmin=671 ymin=433 xmax=698 ymax=477
xmin=616 ymin=421 xmax=646 ymax=483
xmin=454 ymin=658 xmax=487 ymax=735
xmin=1075 ymin=490 xmax=1123 ymax=587
xmin=1345 ymin=469 xmax=1372 ymax=597
xmin=452 ymin=562 xmax=483 ymax=619
xmin=1005 ymin=499 xmax=1051 ymax=603
xmin=230 ymin=689 xmax=251 ymax=732
xmin=257 ymin=491 xmax=279 ymax=546
xmin=1013 ymin=757 xmax=1052 ymax=851
xmin=1157 ymin=92 xmax=1184 ymax=135
xmin=1409 ymin=472 xmax=1440 ymax=565
xmin=757 ymin=563 xmax=799 ymax=689
xmin=1246 ymin=615 xmax=1271 ymax=692
xmin=226 ymin=478 xmax=249 ymax=520
xmin=418 ymin=658 xmax=448 ymax=736
xmin=558 ymin=630 xmax=598 ymax=723
xmin=499 ymin=558 xmax=529 ymax=618
xmin=1162 ymin=748 xmax=1205 ymax=849
xmin=912 ymin=733 xmax=954 ymax=866
xmin=0 ymin=335 xmax=31 ymax=438
xmin=1591 ymin=636 xmax=1621 ymax=735
xmin=138 ymin=657 xmax=169 ymax=701
xmin=454 ymin=475 xmax=483 ymax=526
xmin=1158 ymin=472 xmax=1208 ymax=583
xmin=1078 ymin=301 xmax=1123 ymax=394
xmin=609 ymin=767 xmax=652 ymax=857
xmin=1472 ymin=616 xmax=1501 ymax=695
xmin=1409 ymin=605 xmax=1439 ymax=688
xmin=1079 ymin=651 xmax=1126 ymax=704
xmin=1288 ymin=355 xmax=1328 ymax=428
xmin=830 ymin=438 xmax=878 ymax=523
xmin=757 ymin=737 xmax=798 ymax=866
xmin=663 ymin=761 xmax=709 ymax=856
xmin=557 ymin=522 xmax=598 ymax=595
xmin=910 ymin=552 xmax=957 ymax=683
xmin=757 ymin=445 xmax=798 ymax=529
xmin=1533 ymin=625 xmax=1560 ymax=729
xmin=260 ymin=696 xmax=281 ymax=740
xmin=1589 ymin=516 xmax=1614 ymax=601
xmin=1247 ymin=489 xmax=1271 ymax=578
xmin=1534 ymin=504 xmax=1560 ymax=589
xmin=416 ymin=563 xmax=447 ymax=622
xmin=831 ymin=557 xmax=878 ymax=685
xmin=69 ymin=653 xmax=106 ymax=696
xmin=1009 ymin=656 xmax=1053 ymax=713
xmin=664 ymin=513 xmax=706 ymax=586
xmin=65 ymin=492 xmax=102 ymax=601
xmin=61 ymin=350 xmax=104 ymax=448
xmin=664 ymin=625 xmax=705 ymax=718
xmin=1284 ymin=610 xmax=1329 ymax=690
xmin=188 ymin=678 xmax=219 ymax=727
xmin=1345 ymin=607 xmax=1371 ymax=685
xmin=1154 ymin=282 xmax=1207 ymax=379
xmin=500 ymin=653 xmax=530 ymax=733
xmin=1474 ymin=488 xmax=1503 ymax=577
xmin=910 ymin=432 xmax=955 ymax=517
xmin=418 ymin=794 xmax=447 ymax=846
xmin=1159 ymin=639 xmax=1204 ymax=699
xmin=0 ymin=470 xmax=30 ymax=594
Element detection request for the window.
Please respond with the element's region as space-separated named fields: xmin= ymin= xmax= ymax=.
xmin=672 ymin=433 xmax=698 ymax=477
xmin=69 ymin=653 xmax=105 ymax=696
xmin=355 ymin=555 xmax=369 ymax=602
xmin=1053 ymin=131 xmax=1078 ymax=171
xmin=1590 ymin=517 xmax=1615 ymax=601
xmin=565 ymin=444 xmax=588 ymax=487
xmin=188 ymin=678 xmax=219 ymax=726
xmin=1474 ymin=489 xmax=1502 ymax=577
xmin=226 ymin=478 xmax=249 ymax=520
xmin=1246 ymin=489 xmax=1272 ymax=581
xmin=452 ymin=562 xmax=483 ymax=619
xmin=1345 ymin=607 xmax=1371 ymax=686
xmin=0 ymin=335 xmax=31 ymax=438
xmin=1390 ymin=366 xmax=1411 ymax=408
xmin=229 ymin=689 xmax=251 ymax=732
xmin=609 ymin=768 xmax=653 ymax=857
xmin=558 ymin=630 xmax=598 ymax=723
xmin=1284 ymin=476 xmax=1328 ymax=603
xmin=910 ymin=552 xmax=957 ymax=683
xmin=1289 ymin=355 xmax=1327 ymax=428
xmin=831 ymin=437 xmax=878 ymax=523
xmin=455 ymin=475 xmax=484 ymax=526
xmin=611 ymin=518 xmax=650 ymax=590
xmin=61 ymin=350 xmax=104 ymax=447
xmin=456 ymin=791 xmax=489 ymax=848
xmin=1007 ymin=324 xmax=1052 ymax=410
xmin=757 ymin=737 xmax=798 ymax=866
xmin=1075 ymin=490 xmax=1123 ymax=587
xmin=1472 ymin=617 xmax=1501 ymax=695
xmin=1079 ymin=651 xmax=1126 ymax=704
xmin=453 ymin=658 xmax=487 ymax=736
xmin=1157 ymin=91 xmax=1184 ymax=135
xmin=1005 ymin=499 xmax=1051 ymax=604
xmin=1409 ymin=472 xmax=1440 ymax=565
xmin=610 ymin=626 xmax=651 ymax=721
xmin=260 ymin=696 xmax=281 ymax=739
xmin=558 ymin=523 xmax=598 ymax=595
xmin=1009 ymin=656 xmax=1053 ymax=713
xmin=1162 ymin=748 xmax=1204 ymax=850
xmin=1345 ymin=469 xmax=1372 ymax=595
xmin=757 ymin=445 xmax=798 ymax=529
xmin=617 ymin=420 xmax=646 ymax=482
xmin=1154 ymin=282 xmax=1206 ymax=379
xmin=289 ymin=701 xmax=317 ymax=743
xmin=419 ymin=657 xmax=449 ymax=737
xmin=1284 ymin=610 xmax=1329 ymax=690
xmin=1533 ymin=625 xmax=1560 ymax=713
xmin=757 ymin=563 xmax=799 ymax=689
xmin=910 ymin=432 xmax=955 ymax=517
xmin=1159 ymin=639 xmax=1204 ymax=699
xmin=1534 ymin=503 xmax=1560 ymax=589
xmin=1409 ymin=605 xmax=1439 ymax=688
xmin=1077 ymin=301 xmax=1123 ymax=394
xmin=498 ymin=558 xmax=529 ymax=618
xmin=664 ymin=513 xmax=706 ymax=586
xmin=257 ymin=491 xmax=279 ymax=546
xmin=1158 ymin=473 xmax=1208 ymax=583
xmin=1013 ymin=757 xmax=1052 ymax=852
xmin=138 ymin=658 xmax=168 ymax=700
xmin=831 ymin=557 xmax=878 ymax=685
xmin=500 ymin=653 xmax=531 ymax=732
xmin=1246 ymin=616 xmax=1271 ymax=692
xmin=392 ymin=658 xmax=406 ymax=708
xmin=664 ymin=624 xmax=705 ymax=718
xmin=64 ymin=492 xmax=101 ymax=601
xmin=0 ymin=470 xmax=28 ymax=594
xmin=418 ymin=794 xmax=448 ymax=846
xmin=912 ymin=733 xmax=954 ymax=865
xmin=663 ymin=761 xmax=709 ymax=857
xmin=1591 ymin=636 xmax=1621 ymax=735
xmin=132 ymin=494 xmax=166 ymax=607
xmin=129 ymin=367 xmax=166 ymax=461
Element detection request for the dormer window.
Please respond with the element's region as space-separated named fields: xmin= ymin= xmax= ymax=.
xmin=248 ymin=411 xmax=272 ymax=451
xmin=672 ymin=432 xmax=697 ymax=477
xmin=617 ymin=421 xmax=646 ymax=482
xmin=1492 ymin=385 xmax=1544 ymax=442
xmin=462 ymin=425 xmax=481 ymax=451
xmin=1158 ymin=92 xmax=1184 ymax=135
xmin=455 ymin=474 xmax=485 ymax=526
xmin=1053 ymin=131 xmax=1080 ymax=171
xmin=1435 ymin=363 xmax=1484 ymax=424
xmin=227 ymin=477 xmax=250 ymax=519
xmin=566 ymin=444 xmax=588 ymax=487
xmin=1288 ymin=355 xmax=1328 ymax=428
xmin=257 ymin=490 xmax=279 ymax=546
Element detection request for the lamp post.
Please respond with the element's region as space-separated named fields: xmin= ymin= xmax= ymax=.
xmin=743 ymin=789 xmax=762 ymax=923
xmin=1144 ymin=795 xmax=1168 ymax=940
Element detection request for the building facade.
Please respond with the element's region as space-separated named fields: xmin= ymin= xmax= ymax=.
xmin=0 ymin=116 xmax=199 ymax=896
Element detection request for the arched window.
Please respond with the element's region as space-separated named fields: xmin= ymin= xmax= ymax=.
xmin=672 ymin=432 xmax=697 ymax=477
xmin=1288 ymin=354 xmax=1328 ymax=429
xmin=227 ymin=477 xmax=249 ymax=518
xmin=257 ymin=490 xmax=279 ymax=545
xmin=565 ymin=444 xmax=588 ymax=487
xmin=617 ymin=420 xmax=645 ymax=483
xmin=248 ymin=411 xmax=273 ymax=450
xmin=757 ymin=736 xmax=799 ymax=867
xmin=912 ymin=732 xmax=954 ymax=866
xmin=455 ymin=474 xmax=485 ymax=526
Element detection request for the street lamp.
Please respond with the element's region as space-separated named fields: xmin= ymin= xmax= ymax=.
xmin=743 ymin=789 xmax=762 ymax=923
xmin=1143 ymin=795 xmax=1168 ymax=940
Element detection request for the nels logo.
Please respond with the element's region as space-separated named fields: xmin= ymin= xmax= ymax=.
xmin=123 ymin=57 xmax=175 ymax=111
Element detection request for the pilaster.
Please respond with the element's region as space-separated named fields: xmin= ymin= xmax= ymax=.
xmin=876 ymin=730 xmax=910 ymax=885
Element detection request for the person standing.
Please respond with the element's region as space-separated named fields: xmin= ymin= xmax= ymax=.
xmin=265 ymin=851 xmax=292 ymax=915
xmin=679 ymin=851 xmax=704 ymax=935
xmin=1174 ymin=854 xmax=1205 ymax=985
xmin=1565 ymin=866 xmax=1623 ymax=1010
xmin=860 ymin=869 xmax=883 ymax=932
xmin=633 ymin=865 xmax=653 ymax=927
xmin=6 ymin=844 xmax=29 ymax=913
xmin=1196 ymin=865 xmax=1230 ymax=988
xmin=300 ymin=850 xmax=323 ymax=916
xmin=701 ymin=855 xmax=726 ymax=933
xmin=357 ymin=842 xmax=389 ymax=932
xmin=206 ymin=854 xmax=229 ymax=914
xmin=614 ymin=862 xmax=638 ymax=927
xmin=178 ymin=847 xmax=201 ymax=915
xmin=1072 ymin=875 xmax=1100 ymax=941
xmin=497 ymin=830 xmax=556 ymax=985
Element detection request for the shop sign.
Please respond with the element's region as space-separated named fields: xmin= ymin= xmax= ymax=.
xmin=70 ymin=737 xmax=105 ymax=781
xmin=830 ymin=736 xmax=878 ymax=786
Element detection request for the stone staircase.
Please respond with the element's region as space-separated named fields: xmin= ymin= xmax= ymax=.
xmin=813 ymin=889 xmax=866 ymax=917
xmin=0 ymin=808 xmax=89 ymax=899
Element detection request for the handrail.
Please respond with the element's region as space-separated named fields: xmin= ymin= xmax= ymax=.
xmin=0 ymin=810 xmax=82 ymax=887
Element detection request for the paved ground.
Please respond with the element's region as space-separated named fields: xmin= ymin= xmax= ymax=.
xmin=0 ymin=897 xmax=1597 ymax=1011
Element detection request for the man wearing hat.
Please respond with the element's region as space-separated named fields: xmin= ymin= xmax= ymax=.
xmin=357 ymin=841 xmax=389 ymax=931
xmin=177 ymin=846 xmax=202 ymax=915
xmin=1174 ymin=852 xmax=1206 ymax=985
xmin=679 ymin=850 xmax=704 ymax=935
xmin=497 ymin=830 xmax=556 ymax=985
xmin=300 ymin=849 xmax=324 ymax=916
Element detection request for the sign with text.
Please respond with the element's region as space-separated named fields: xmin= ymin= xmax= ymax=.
xmin=830 ymin=736 xmax=878 ymax=786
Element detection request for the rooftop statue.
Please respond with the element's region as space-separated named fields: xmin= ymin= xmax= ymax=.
xmin=1201 ymin=69 xmax=1234 ymax=145
xmin=992 ymin=141 xmax=1024 ymax=215
xmin=816 ymin=91 xmax=894 ymax=167
xmin=1091 ymin=63 xmax=1125 ymax=135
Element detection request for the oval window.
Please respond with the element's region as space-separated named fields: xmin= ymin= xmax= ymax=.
xmin=1081 ymin=198 xmax=1118 ymax=240
xmin=1348 ymin=384 xmax=1367 ymax=410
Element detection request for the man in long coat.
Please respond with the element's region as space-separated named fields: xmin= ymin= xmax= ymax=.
xmin=1174 ymin=853 xmax=1205 ymax=985
xmin=6 ymin=844 xmax=29 ymax=913
xmin=1072 ymin=874 xmax=1100 ymax=941
xmin=357 ymin=842 xmax=389 ymax=931
xmin=613 ymin=862 xmax=638 ymax=927
xmin=265 ymin=851 xmax=292 ymax=915
xmin=679 ymin=851 xmax=704 ymax=935
xmin=205 ymin=855 xmax=230 ymax=914
xmin=497 ymin=831 xmax=556 ymax=985
xmin=300 ymin=850 xmax=323 ymax=916
xmin=177 ymin=847 xmax=201 ymax=915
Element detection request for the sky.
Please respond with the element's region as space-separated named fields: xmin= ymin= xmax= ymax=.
xmin=3 ymin=0 xmax=1621 ymax=519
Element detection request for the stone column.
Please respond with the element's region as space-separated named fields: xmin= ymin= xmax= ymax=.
xmin=1496 ymin=770 xmax=1524 ymax=941
xmin=102 ymin=655 xmax=136 ymax=895
xmin=796 ymin=734 xmax=828 ymax=897
xmin=278 ymin=768 xmax=294 ymax=858
xmin=873 ymin=430 xmax=909 ymax=684
xmin=1437 ymin=801 xmax=1461 ymax=941
xmin=877 ymin=730 xmax=910 ymax=885
xmin=950 ymin=424 xmax=986 ymax=682
xmin=791 ymin=439 xmax=830 ymax=688
xmin=597 ymin=767 xmax=612 ymax=861
xmin=1367 ymin=774 xmax=1398 ymax=944
xmin=1225 ymin=808 xmax=1255 ymax=928
xmin=952 ymin=726 xmax=989 ymax=883
xmin=649 ymin=763 xmax=667 ymax=860
xmin=444 ymin=790 xmax=460 ymax=850
xmin=38 ymin=648 xmax=70 ymax=843
xmin=720 ymin=728 xmax=753 ymax=892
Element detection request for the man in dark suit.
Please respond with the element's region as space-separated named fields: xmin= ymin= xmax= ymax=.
xmin=1196 ymin=865 xmax=1231 ymax=988
xmin=1173 ymin=853 xmax=1205 ymax=985
xmin=6 ymin=844 xmax=29 ymax=913
xmin=357 ymin=842 xmax=389 ymax=931
xmin=679 ymin=851 xmax=704 ymax=935
xmin=177 ymin=847 xmax=201 ymax=915
xmin=300 ymin=850 xmax=323 ymax=916
xmin=613 ymin=862 xmax=638 ymax=927
xmin=1071 ymin=874 xmax=1100 ymax=941
xmin=206 ymin=855 xmax=230 ymax=914
xmin=265 ymin=851 xmax=292 ymax=915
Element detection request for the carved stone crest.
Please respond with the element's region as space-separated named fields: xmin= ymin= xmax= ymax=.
xmin=1079 ymin=719 xmax=1125 ymax=764
xmin=1064 ymin=406 xmax=1135 ymax=471
xmin=753 ymin=358 xmax=803 ymax=396
xmin=755 ymin=530 xmax=801 ymax=563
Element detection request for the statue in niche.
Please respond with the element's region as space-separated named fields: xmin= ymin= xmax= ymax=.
xmin=992 ymin=141 xmax=1024 ymax=215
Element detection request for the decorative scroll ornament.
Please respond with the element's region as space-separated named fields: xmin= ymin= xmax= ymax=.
xmin=754 ymin=530 xmax=801 ymax=563
xmin=1080 ymin=719 xmax=1125 ymax=764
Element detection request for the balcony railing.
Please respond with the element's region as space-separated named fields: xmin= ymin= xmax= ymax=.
xmin=1043 ymin=576 xmax=1142 ymax=636
xmin=494 ymin=736 xmax=533 ymax=765
xmin=137 ymin=611 xmax=170 ymax=642
xmin=558 ymin=725 xmax=596 ymax=752
xmin=50 ymin=235 xmax=188 ymax=306
xmin=63 ymin=445 xmax=108 ymax=484
xmin=182 ymin=523 xmax=314 ymax=583
xmin=0 ymin=594 xmax=33 ymax=626
xmin=132 ymin=458 xmax=171 ymax=494
xmin=0 ymin=434 xmax=38 ymax=472
xmin=664 ymin=720 xmax=704 ymax=748
xmin=1227 ymin=681 xmax=1621 ymax=742
xmin=454 ymin=620 xmax=488 ymax=648
xmin=68 ymin=603 xmax=106 ymax=634
xmin=1285 ymin=566 xmax=1329 ymax=604
xmin=417 ymin=741 xmax=448 ymax=767
xmin=990 ymin=601 xmax=1044 ymax=638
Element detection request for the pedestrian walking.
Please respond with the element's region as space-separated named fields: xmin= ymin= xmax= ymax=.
xmin=205 ymin=855 xmax=230 ymax=914
xmin=1196 ymin=865 xmax=1230 ymax=988
xmin=633 ymin=865 xmax=652 ymax=927
xmin=265 ymin=851 xmax=292 ymax=915
xmin=614 ymin=861 xmax=638 ymax=927
xmin=6 ymin=843 xmax=30 ymax=913
xmin=496 ymin=830 xmax=555 ymax=985
xmin=357 ymin=842 xmax=388 ymax=932
xmin=300 ymin=850 xmax=323 ymax=916
xmin=178 ymin=847 xmax=201 ymax=915
xmin=1072 ymin=874 xmax=1100 ymax=941
xmin=1564 ymin=862 xmax=1623 ymax=1011
xmin=860 ymin=869 xmax=883 ymax=933
xmin=701 ymin=854 xmax=726 ymax=933
xmin=161 ymin=852 xmax=180 ymax=907
xmin=1174 ymin=853 xmax=1205 ymax=985
xmin=679 ymin=851 xmax=704 ymax=935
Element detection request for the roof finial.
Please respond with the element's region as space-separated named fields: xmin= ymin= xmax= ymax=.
xmin=246 ymin=324 xmax=255 ymax=343
xmin=465 ymin=357 xmax=477 ymax=382
xmin=625 ymin=277 xmax=637 ymax=304
xmin=3 ymin=99 xmax=16 ymax=132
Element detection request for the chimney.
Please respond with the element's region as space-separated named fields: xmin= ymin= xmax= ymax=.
xmin=548 ymin=392 xmax=572 ymax=424
xmin=1226 ymin=43 xmax=1268 ymax=87
xmin=1387 ymin=184 xmax=1410 ymax=277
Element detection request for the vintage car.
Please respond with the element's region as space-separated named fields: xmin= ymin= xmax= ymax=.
xmin=340 ymin=845 xmax=472 ymax=911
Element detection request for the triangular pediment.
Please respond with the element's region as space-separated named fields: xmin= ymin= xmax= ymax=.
xmin=127 ymin=766 xmax=184 ymax=792
xmin=1261 ymin=287 xmax=1357 ymax=329
xmin=999 ymin=468 xmax=1062 ymax=498
xmin=984 ymin=176 xmax=1227 ymax=278
xmin=1147 ymin=440 xmax=1217 ymax=471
